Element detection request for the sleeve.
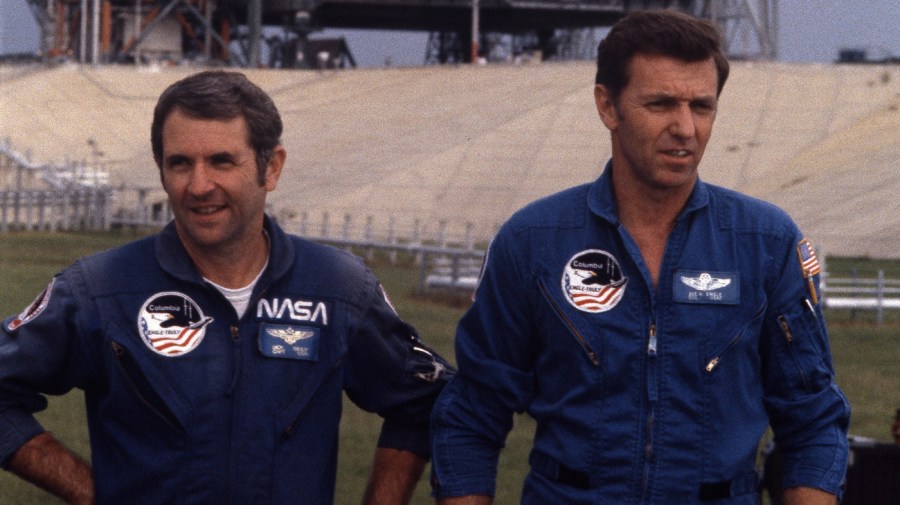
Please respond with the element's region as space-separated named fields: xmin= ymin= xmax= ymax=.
xmin=430 ymin=229 xmax=539 ymax=498
xmin=343 ymin=275 xmax=455 ymax=459
xmin=760 ymin=227 xmax=851 ymax=498
xmin=0 ymin=271 xmax=90 ymax=468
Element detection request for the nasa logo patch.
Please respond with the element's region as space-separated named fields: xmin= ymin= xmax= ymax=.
xmin=137 ymin=292 xmax=213 ymax=357
xmin=7 ymin=279 xmax=55 ymax=331
xmin=562 ymin=249 xmax=628 ymax=313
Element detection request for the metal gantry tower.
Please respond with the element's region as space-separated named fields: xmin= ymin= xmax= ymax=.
xmin=21 ymin=1 xmax=779 ymax=67
xmin=690 ymin=0 xmax=779 ymax=60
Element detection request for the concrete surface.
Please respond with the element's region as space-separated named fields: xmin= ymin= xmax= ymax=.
xmin=1 ymin=61 xmax=897 ymax=257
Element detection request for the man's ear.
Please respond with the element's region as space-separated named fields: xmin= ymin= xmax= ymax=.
xmin=264 ymin=145 xmax=286 ymax=192
xmin=594 ymin=84 xmax=619 ymax=131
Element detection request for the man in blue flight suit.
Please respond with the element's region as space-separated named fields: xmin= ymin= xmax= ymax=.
xmin=0 ymin=70 xmax=452 ymax=504
xmin=431 ymin=10 xmax=850 ymax=505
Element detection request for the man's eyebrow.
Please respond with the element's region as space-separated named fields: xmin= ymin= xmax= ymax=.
xmin=209 ymin=151 xmax=236 ymax=160
xmin=164 ymin=153 xmax=190 ymax=165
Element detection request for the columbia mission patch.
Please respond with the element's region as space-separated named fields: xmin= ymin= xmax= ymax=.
xmin=674 ymin=270 xmax=739 ymax=305
xmin=7 ymin=279 xmax=55 ymax=331
xmin=137 ymin=292 xmax=213 ymax=357
xmin=259 ymin=323 xmax=320 ymax=360
xmin=562 ymin=250 xmax=628 ymax=313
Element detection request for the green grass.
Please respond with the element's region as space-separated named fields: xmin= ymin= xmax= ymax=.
xmin=0 ymin=232 xmax=897 ymax=504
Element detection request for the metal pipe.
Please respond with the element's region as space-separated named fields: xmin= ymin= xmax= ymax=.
xmin=80 ymin=0 xmax=88 ymax=62
xmin=247 ymin=0 xmax=261 ymax=67
xmin=471 ymin=0 xmax=480 ymax=63
xmin=92 ymin=0 xmax=101 ymax=63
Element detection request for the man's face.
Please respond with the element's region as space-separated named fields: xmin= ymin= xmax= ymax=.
xmin=596 ymin=53 xmax=719 ymax=194
xmin=160 ymin=108 xmax=283 ymax=256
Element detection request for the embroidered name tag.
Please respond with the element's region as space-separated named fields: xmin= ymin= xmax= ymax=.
xmin=674 ymin=270 xmax=739 ymax=305
xmin=258 ymin=323 xmax=320 ymax=361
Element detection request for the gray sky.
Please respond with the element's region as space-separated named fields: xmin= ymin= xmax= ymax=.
xmin=1 ymin=0 xmax=898 ymax=65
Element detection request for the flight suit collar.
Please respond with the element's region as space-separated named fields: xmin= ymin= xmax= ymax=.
xmin=586 ymin=159 xmax=711 ymax=225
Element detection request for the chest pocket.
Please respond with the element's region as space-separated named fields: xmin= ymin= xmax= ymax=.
xmin=701 ymin=299 xmax=767 ymax=374
xmin=256 ymin=322 xmax=348 ymax=436
xmin=537 ymin=277 xmax=601 ymax=367
xmin=107 ymin=322 xmax=191 ymax=435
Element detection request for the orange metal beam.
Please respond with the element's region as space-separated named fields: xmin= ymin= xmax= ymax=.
xmin=102 ymin=1 xmax=113 ymax=55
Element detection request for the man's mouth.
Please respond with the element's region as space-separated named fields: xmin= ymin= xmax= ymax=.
xmin=663 ymin=149 xmax=691 ymax=158
xmin=192 ymin=205 xmax=224 ymax=215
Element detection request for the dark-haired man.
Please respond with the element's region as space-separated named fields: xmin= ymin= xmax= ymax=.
xmin=0 ymin=70 xmax=452 ymax=504
xmin=431 ymin=10 xmax=849 ymax=505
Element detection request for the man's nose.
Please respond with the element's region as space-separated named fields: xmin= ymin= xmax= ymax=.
xmin=187 ymin=163 xmax=216 ymax=195
xmin=668 ymin=105 xmax=697 ymax=139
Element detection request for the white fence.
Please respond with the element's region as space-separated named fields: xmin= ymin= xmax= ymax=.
xmin=823 ymin=272 xmax=900 ymax=325
xmin=0 ymin=188 xmax=112 ymax=232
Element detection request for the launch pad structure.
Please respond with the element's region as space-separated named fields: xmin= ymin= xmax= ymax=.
xmin=22 ymin=0 xmax=779 ymax=68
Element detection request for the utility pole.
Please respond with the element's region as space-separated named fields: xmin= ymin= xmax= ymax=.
xmin=248 ymin=0 xmax=262 ymax=67
xmin=471 ymin=0 xmax=480 ymax=63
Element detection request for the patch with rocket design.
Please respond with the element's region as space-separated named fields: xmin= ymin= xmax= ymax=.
xmin=137 ymin=292 xmax=213 ymax=357
xmin=562 ymin=250 xmax=628 ymax=313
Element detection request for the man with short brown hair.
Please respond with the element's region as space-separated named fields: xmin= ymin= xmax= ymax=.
xmin=431 ymin=10 xmax=849 ymax=505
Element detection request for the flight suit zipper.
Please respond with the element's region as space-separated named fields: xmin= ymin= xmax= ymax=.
xmin=705 ymin=301 xmax=767 ymax=373
xmin=538 ymin=278 xmax=600 ymax=366
xmin=110 ymin=340 xmax=184 ymax=433
xmin=776 ymin=313 xmax=811 ymax=390
xmin=642 ymin=321 xmax=658 ymax=499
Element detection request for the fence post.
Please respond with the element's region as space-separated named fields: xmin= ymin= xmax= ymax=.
xmin=0 ymin=191 xmax=7 ymax=233
xmin=412 ymin=219 xmax=422 ymax=266
xmin=418 ymin=252 xmax=428 ymax=295
xmin=876 ymin=270 xmax=885 ymax=326
xmin=299 ymin=211 xmax=308 ymax=236
xmin=24 ymin=190 xmax=34 ymax=231
xmin=365 ymin=215 xmax=374 ymax=261
xmin=342 ymin=213 xmax=352 ymax=252
xmin=0 ymin=191 xmax=9 ymax=233
xmin=438 ymin=220 xmax=448 ymax=248
xmin=320 ymin=212 xmax=330 ymax=239
xmin=388 ymin=216 xmax=397 ymax=265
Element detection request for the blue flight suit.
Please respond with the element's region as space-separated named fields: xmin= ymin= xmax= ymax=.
xmin=0 ymin=216 xmax=451 ymax=504
xmin=431 ymin=163 xmax=849 ymax=504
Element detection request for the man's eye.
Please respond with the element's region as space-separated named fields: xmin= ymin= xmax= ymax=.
xmin=693 ymin=102 xmax=716 ymax=115
xmin=166 ymin=158 xmax=190 ymax=170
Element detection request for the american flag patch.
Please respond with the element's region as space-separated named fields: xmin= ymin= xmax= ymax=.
xmin=797 ymin=239 xmax=821 ymax=276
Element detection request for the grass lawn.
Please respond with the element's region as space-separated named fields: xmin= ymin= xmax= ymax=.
xmin=0 ymin=232 xmax=896 ymax=504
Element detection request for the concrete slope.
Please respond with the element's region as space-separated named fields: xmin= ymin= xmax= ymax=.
xmin=1 ymin=61 xmax=897 ymax=257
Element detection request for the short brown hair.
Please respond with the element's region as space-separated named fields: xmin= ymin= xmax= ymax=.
xmin=595 ymin=10 xmax=730 ymax=102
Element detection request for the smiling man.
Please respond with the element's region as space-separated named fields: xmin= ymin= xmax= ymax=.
xmin=431 ymin=10 xmax=849 ymax=505
xmin=0 ymin=71 xmax=452 ymax=504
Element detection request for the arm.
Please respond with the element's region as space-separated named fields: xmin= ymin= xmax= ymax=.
xmin=8 ymin=432 xmax=94 ymax=505
xmin=431 ymin=231 xmax=534 ymax=501
xmin=782 ymin=487 xmax=837 ymax=505
xmin=761 ymin=232 xmax=850 ymax=500
xmin=360 ymin=447 xmax=426 ymax=505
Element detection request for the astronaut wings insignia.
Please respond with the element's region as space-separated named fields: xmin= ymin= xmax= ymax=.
xmin=266 ymin=327 xmax=315 ymax=345
xmin=680 ymin=272 xmax=731 ymax=292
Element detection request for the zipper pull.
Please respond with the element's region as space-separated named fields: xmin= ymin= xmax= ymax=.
xmin=705 ymin=356 xmax=720 ymax=372
xmin=647 ymin=323 xmax=657 ymax=356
